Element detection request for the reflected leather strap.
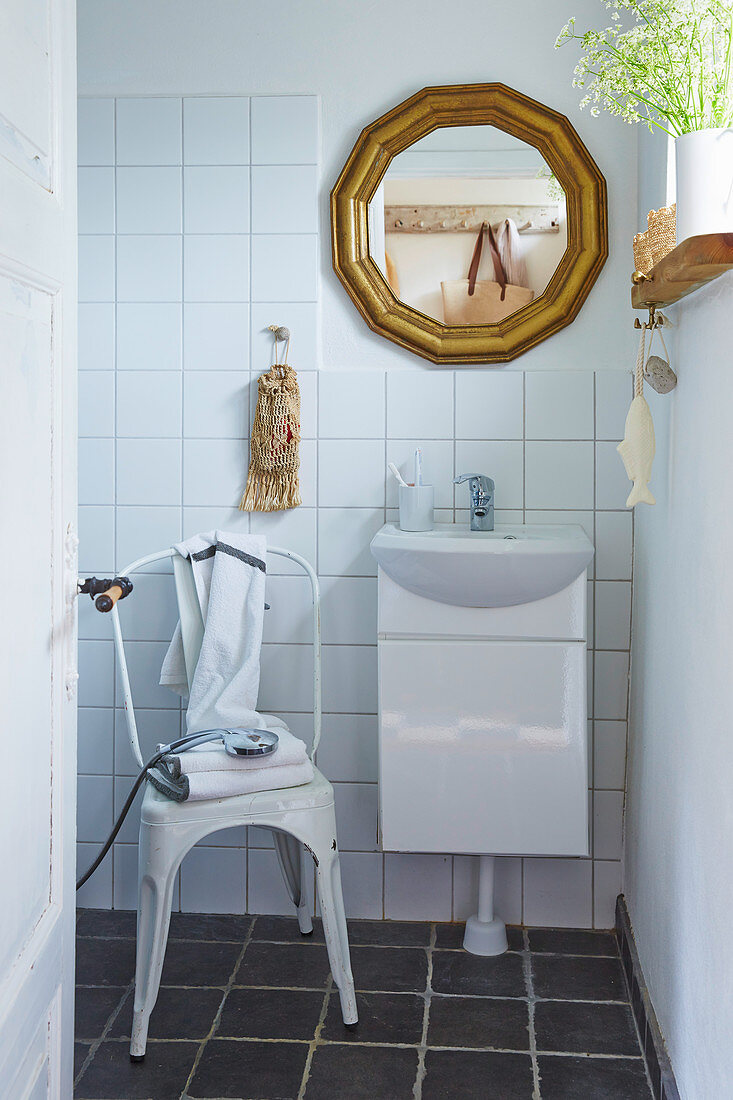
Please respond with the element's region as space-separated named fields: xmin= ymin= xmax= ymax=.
xmin=466 ymin=222 xmax=487 ymax=296
xmin=485 ymin=222 xmax=508 ymax=301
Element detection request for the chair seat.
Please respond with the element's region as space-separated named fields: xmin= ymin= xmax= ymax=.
xmin=141 ymin=765 xmax=334 ymax=827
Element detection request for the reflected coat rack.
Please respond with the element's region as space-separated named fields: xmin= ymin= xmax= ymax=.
xmin=384 ymin=203 xmax=561 ymax=234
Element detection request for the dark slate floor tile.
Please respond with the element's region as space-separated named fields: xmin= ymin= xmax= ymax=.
xmin=528 ymin=927 xmax=618 ymax=956
xmin=75 ymin=986 xmax=127 ymax=1039
xmin=189 ymin=1038 xmax=307 ymax=1099
xmin=431 ymin=950 xmax=526 ymax=998
xmin=217 ymin=987 xmax=324 ymax=1040
xmin=427 ymin=995 xmax=530 ymax=1050
xmin=168 ymin=912 xmax=252 ymax=942
xmin=236 ymin=941 xmax=331 ymax=989
xmin=532 ymin=954 xmax=627 ymax=1002
xmin=322 ymin=991 xmax=424 ymax=1044
xmin=348 ymin=919 xmax=431 ymax=947
xmin=351 ymin=945 xmax=428 ymax=993
xmin=77 ymin=908 xmax=137 ymax=939
xmin=305 ymin=1043 xmax=419 ymax=1100
xmin=422 ymin=1049 xmax=534 ymax=1099
xmin=74 ymin=1039 xmax=198 ymax=1099
xmin=74 ymin=1041 xmax=91 ymax=1080
xmin=434 ymin=923 xmax=524 ymax=951
xmin=251 ymin=914 xmax=325 ymax=943
xmin=160 ymin=939 xmax=241 ymax=987
xmin=75 ymin=937 xmax=136 ymax=987
xmin=538 ymin=1054 xmax=652 ymax=1098
xmin=108 ymin=986 xmax=222 ymax=1040
xmin=535 ymin=999 xmax=641 ymax=1055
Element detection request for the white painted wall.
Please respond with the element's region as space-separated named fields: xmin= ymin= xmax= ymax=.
xmin=77 ymin=0 xmax=637 ymax=371
xmin=625 ymin=135 xmax=733 ymax=1097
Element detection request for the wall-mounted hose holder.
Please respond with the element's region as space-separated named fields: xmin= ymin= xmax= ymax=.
xmin=78 ymin=575 xmax=134 ymax=612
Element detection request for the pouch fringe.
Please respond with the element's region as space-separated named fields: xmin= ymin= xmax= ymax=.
xmin=239 ymin=469 xmax=302 ymax=512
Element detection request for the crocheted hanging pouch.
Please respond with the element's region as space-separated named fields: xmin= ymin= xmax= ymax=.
xmin=240 ymin=347 xmax=301 ymax=512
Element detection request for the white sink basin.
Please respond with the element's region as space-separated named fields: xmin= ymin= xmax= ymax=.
xmin=370 ymin=523 xmax=594 ymax=608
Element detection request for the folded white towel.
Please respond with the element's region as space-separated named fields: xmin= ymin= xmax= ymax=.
xmin=170 ymin=727 xmax=308 ymax=775
xmin=184 ymin=759 xmax=314 ymax=802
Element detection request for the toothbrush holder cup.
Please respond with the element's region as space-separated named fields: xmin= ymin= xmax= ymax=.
xmin=398 ymin=484 xmax=434 ymax=532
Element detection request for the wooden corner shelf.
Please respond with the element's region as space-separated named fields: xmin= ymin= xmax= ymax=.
xmin=631 ymin=232 xmax=733 ymax=309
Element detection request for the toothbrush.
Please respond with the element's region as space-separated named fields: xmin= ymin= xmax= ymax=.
xmin=414 ymin=448 xmax=423 ymax=487
xmin=388 ymin=462 xmax=408 ymax=488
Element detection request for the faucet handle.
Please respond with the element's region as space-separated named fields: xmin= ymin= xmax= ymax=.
xmin=453 ymin=473 xmax=495 ymax=493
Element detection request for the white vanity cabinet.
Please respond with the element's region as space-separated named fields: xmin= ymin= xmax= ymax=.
xmin=375 ymin=527 xmax=591 ymax=859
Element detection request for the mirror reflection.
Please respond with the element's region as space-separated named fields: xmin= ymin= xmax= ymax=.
xmin=369 ymin=125 xmax=567 ymax=325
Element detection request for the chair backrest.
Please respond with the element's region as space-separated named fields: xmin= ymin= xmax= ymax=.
xmin=110 ymin=545 xmax=322 ymax=770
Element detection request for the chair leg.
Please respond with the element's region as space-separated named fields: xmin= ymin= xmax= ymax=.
xmin=314 ymin=836 xmax=358 ymax=1026
xmin=130 ymin=822 xmax=184 ymax=1060
xmin=273 ymin=831 xmax=313 ymax=934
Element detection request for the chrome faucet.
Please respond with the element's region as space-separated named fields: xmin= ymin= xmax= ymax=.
xmin=454 ymin=473 xmax=495 ymax=532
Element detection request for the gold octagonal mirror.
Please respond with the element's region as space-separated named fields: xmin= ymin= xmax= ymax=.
xmin=330 ymin=83 xmax=608 ymax=365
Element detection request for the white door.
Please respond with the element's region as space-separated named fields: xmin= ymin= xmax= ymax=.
xmin=0 ymin=1 xmax=77 ymax=1097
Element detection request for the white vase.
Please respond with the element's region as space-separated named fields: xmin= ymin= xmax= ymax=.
xmin=675 ymin=128 xmax=733 ymax=242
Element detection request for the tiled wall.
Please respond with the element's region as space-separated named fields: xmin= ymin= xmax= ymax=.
xmin=77 ymin=95 xmax=632 ymax=928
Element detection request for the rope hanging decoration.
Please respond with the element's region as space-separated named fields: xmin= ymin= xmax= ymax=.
xmin=240 ymin=326 xmax=302 ymax=512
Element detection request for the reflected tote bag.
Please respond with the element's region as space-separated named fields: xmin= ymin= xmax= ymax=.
xmin=441 ymin=221 xmax=533 ymax=325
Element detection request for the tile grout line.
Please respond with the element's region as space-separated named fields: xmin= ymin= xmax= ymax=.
xmin=180 ymin=917 xmax=255 ymax=1098
xmin=523 ymin=929 xmax=542 ymax=1100
xmin=412 ymin=921 xmax=436 ymax=1099
xmin=74 ymin=978 xmax=134 ymax=1090
xmin=296 ymin=975 xmax=333 ymax=1100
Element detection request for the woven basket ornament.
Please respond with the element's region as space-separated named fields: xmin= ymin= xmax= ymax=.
xmin=240 ymin=329 xmax=301 ymax=512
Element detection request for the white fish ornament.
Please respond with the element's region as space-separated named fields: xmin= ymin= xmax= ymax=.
xmin=617 ymin=393 xmax=656 ymax=506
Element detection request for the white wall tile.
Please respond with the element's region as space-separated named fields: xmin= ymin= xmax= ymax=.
xmin=117 ymin=235 xmax=182 ymax=302
xmin=596 ymin=372 xmax=632 ymax=440
xmin=112 ymin=844 xmax=140 ymax=910
xmin=116 ymin=98 xmax=182 ymax=165
xmin=526 ymin=441 xmax=594 ymax=510
xmin=183 ymin=371 xmax=250 ymax=438
xmin=117 ymin=371 xmax=181 ymax=437
xmin=78 ymin=640 xmax=115 ymax=708
xmin=79 ymin=371 xmax=115 ymax=437
xmin=251 ymin=165 xmax=318 ymax=233
xmin=317 ymin=509 xmax=383 ymax=576
xmin=322 ymin=645 xmax=377 ymax=713
xmin=319 ymin=371 xmax=384 ymax=438
xmin=594 ymin=721 xmax=627 ymax=790
xmin=453 ymin=856 xmax=522 ymax=924
xmin=251 ymin=235 xmax=318 ymax=301
xmin=117 ymin=438 xmax=181 ymax=507
xmin=320 ymin=577 xmax=377 ymax=645
xmin=386 ymin=441 xmax=454 ymax=509
xmin=181 ymin=847 xmax=246 ymax=913
xmin=115 ymin=709 xmax=181 ymax=776
xmin=318 ymin=439 xmax=384 ymax=508
xmin=259 ymin=643 xmax=315 ymax=713
xmin=116 ymin=506 xmax=181 ymax=570
xmin=182 ymin=438 xmax=246 ymax=506
xmin=337 ymin=853 xmax=383 ymax=918
xmin=184 ymin=167 xmax=250 ymax=233
xmin=116 ymin=167 xmax=182 ymax=234
xmin=297 ymin=371 xmax=317 ymax=438
xmin=595 ymin=581 xmax=631 ymax=649
xmin=523 ymin=858 xmax=593 ymax=927
xmin=596 ymin=442 xmax=631 ymax=509
xmin=455 ymin=440 xmax=524 ymax=509
xmin=593 ymin=860 xmax=622 ymax=928
xmin=594 ymin=651 xmax=629 ymax=720
xmin=78 ymin=168 xmax=115 ymax=233
xmin=117 ymin=303 xmax=182 ymax=371
xmin=387 ymin=371 xmax=453 ymax=439
xmin=250 ymin=508 xmax=317 ymax=574
xmin=79 ymin=438 xmax=114 ymax=504
xmin=183 ymin=97 xmax=250 ymax=165
xmin=78 ymin=98 xmax=114 ymax=165
xmin=182 ymin=505 xmax=249 ymax=542
xmin=384 ymin=853 xmax=452 ymax=921
xmin=593 ymin=790 xmax=624 ymax=860
xmin=251 ymin=303 xmax=318 ymax=371
xmin=184 ymin=303 xmax=249 ymax=372
xmin=525 ymin=371 xmax=594 ymax=440
xmin=116 ymin=641 xmax=174 ymax=709
xmin=251 ymin=96 xmax=318 ymax=164
xmin=248 ymin=849 xmax=297 ymax=915
xmin=77 ymin=708 xmax=115 ymax=775
xmin=76 ymin=843 xmax=113 ymax=909
xmin=455 ymin=371 xmax=523 ymax=439
xmin=116 ymin=573 xmax=179 ymax=642
xmin=595 ymin=511 xmax=633 ymax=579
xmin=184 ymin=235 xmax=249 ymax=301
xmin=318 ymin=715 xmax=378 ymax=783
xmin=78 ymin=505 xmax=115 ymax=572
xmin=79 ymin=303 xmax=115 ymax=370
xmin=262 ymin=575 xmax=313 ymax=644
xmin=334 ymin=783 xmax=379 ymax=851
xmin=79 ymin=236 xmax=115 ymax=302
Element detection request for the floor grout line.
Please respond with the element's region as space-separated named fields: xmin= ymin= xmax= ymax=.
xmin=412 ymin=922 xmax=436 ymax=1099
xmin=296 ymin=974 xmax=333 ymax=1100
xmin=74 ymin=979 xmax=134 ymax=1090
xmin=523 ymin=928 xmax=542 ymax=1100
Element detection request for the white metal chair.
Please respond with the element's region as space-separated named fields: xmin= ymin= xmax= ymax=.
xmin=111 ymin=546 xmax=358 ymax=1061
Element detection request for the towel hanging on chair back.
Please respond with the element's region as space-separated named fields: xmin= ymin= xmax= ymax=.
xmin=240 ymin=330 xmax=301 ymax=512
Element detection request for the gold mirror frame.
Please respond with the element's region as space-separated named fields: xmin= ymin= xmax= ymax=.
xmin=330 ymin=83 xmax=608 ymax=365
